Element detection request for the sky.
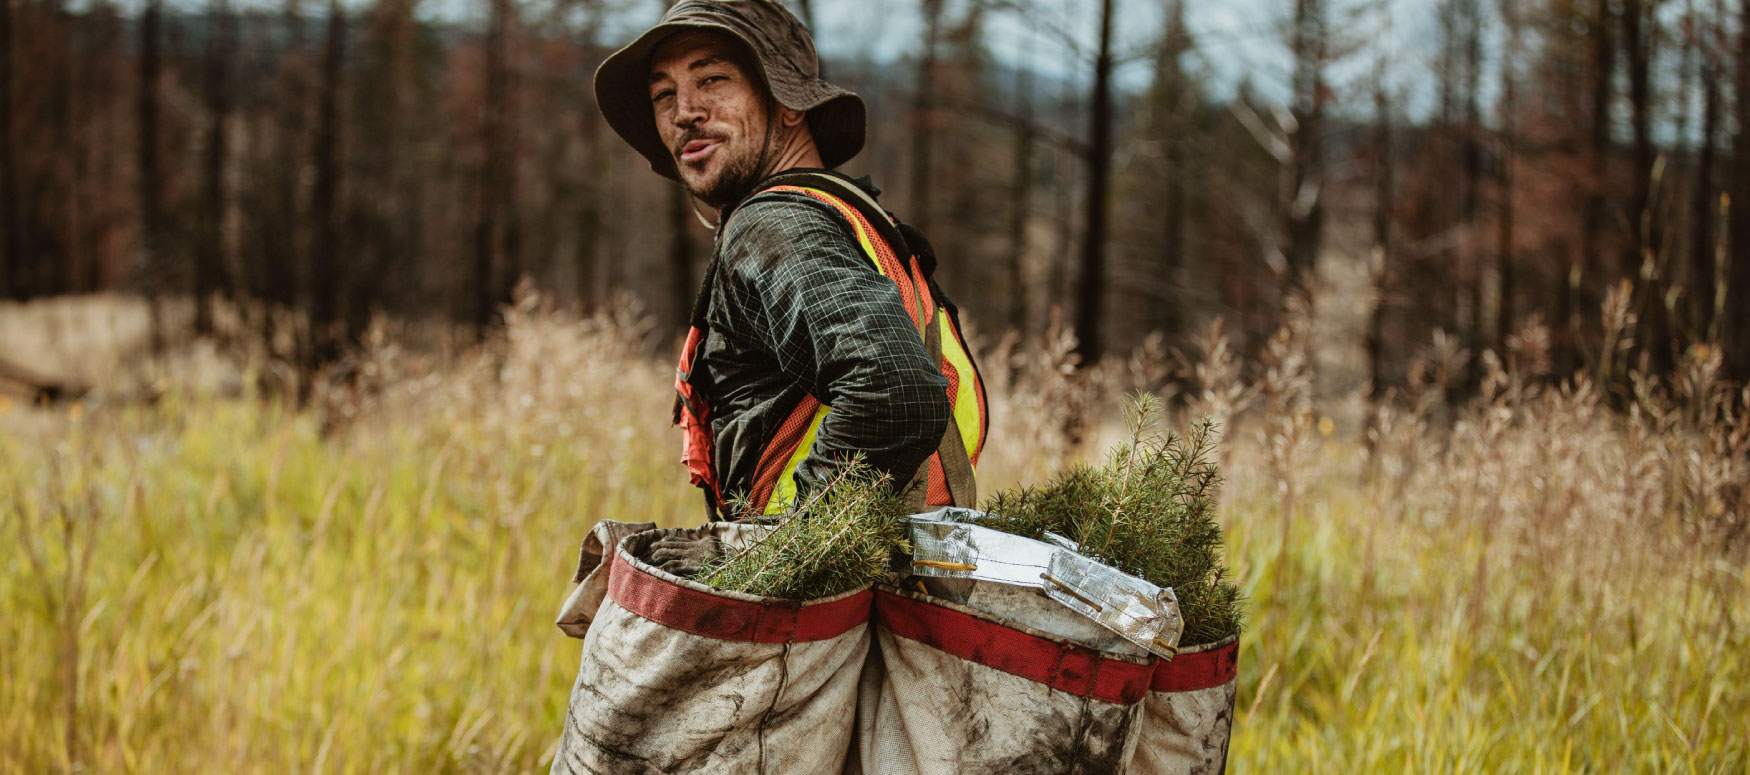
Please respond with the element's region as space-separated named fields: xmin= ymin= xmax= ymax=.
xmin=137 ymin=0 xmax=1711 ymax=136
xmin=407 ymin=0 xmax=1457 ymax=116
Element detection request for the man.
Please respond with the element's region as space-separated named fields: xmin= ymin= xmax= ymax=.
xmin=592 ymin=0 xmax=987 ymax=551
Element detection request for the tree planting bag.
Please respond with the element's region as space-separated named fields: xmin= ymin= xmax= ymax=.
xmin=551 ymin=523 xmax=872 ymax=775
xmin=853 ymin=582 xmax=1156 ymax=775
xmin=849 ymin=510 xmax=1188 ymax=775
xmin=1128 ymin=634 xmax=1241 ymax=775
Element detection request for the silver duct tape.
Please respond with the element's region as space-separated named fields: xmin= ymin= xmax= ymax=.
xmin=906 ymin=510 xmax=1185 ymax=657
xmin=908 ymin=518 xmax=1057 ymax=587
xmin=1042 ymin=550 xmax=1184 ymax=657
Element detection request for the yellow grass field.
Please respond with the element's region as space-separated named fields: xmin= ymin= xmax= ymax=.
xmin=3 ymin=295 xmax=1747 ymax=774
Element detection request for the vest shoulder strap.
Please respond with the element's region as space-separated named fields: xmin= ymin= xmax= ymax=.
xmin=749 ymin=171 xmax=917 ymax=265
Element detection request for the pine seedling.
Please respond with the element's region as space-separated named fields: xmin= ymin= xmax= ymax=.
xmin=697 ymin=460 xmax=907 ymax=600
xmin=982 ymin=393 xmax=1244 ymax=645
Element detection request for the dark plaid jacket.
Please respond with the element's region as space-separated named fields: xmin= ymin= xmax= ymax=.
xmin=696 ymin=171 xmax=951 ymax=508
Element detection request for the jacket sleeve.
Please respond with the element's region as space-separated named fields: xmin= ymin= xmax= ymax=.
xmin=716 ymin=194 xmax=951 ymax=495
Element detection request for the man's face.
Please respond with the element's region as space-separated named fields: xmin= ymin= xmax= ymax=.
xmin=649 ymin=30 xmax=774 ymax=206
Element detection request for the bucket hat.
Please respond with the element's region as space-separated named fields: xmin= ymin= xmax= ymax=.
xmin=594 ymin=0 xmax=867 ymax=181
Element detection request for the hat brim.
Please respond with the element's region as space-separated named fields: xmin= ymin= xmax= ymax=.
xmin=594 ymin=20 xmax=866 ymax=181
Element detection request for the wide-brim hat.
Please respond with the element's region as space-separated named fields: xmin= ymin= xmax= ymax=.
xmin=594 ymin=0 xmax=867 ymax=181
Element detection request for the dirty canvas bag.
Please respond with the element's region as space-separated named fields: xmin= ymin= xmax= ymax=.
xmin=554 ymin=519 xmax=659 ymax=640
xmin=1128 ymin=634 xmax=1240 ymax=775
xmin=551 ymin=524 xmax=872 ymax=775
xmin=854 ymin=581 xmax=1157 ymax=775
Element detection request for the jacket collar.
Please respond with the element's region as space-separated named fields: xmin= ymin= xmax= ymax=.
xmin=718 ymin=168 xmax=880 ymax=227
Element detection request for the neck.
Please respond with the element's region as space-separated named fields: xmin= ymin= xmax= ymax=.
xmin=763 ymin=130 xmax=824 ymax=178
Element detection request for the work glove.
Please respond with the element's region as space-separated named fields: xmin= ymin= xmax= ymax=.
xmin=645 ymin=529 xmax=723 ymax=578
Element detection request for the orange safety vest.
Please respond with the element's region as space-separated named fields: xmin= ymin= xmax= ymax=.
xmin=674 ymin=172 xmax=988 ymax=518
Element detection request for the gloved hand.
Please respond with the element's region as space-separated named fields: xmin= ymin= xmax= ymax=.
xmin=645 ymin=530 xmax=723 ymax=578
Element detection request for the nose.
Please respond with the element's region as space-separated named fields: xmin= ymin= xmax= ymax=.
xmin=672 ymin=85 xmax=706 ymax=131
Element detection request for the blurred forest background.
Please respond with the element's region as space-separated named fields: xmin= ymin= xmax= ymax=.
xmin=5 ymin=2 xmax=1750 ymax=772
xmin=3 ymin=0 xmax=1748 ymax=392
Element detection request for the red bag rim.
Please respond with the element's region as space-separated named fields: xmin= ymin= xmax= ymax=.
xmin=874 ymin=587 xmax=1155 ymax=705
xmin=606 ymin=545 xmax=872 ymax=644
xmin=1152 ymin=636 xmax=1240 ymax=693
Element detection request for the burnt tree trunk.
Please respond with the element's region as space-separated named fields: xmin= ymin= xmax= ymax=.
xmin=196 ymin=0 xmax=233 ymax=337
xmin=1621 ymin=0 xmax=1672 ymax=374
xmin=0 ymin=0 xmax=17 ymax=299
xmin=1005 ymin=32 xmax=1035 ymax=336
xmin=138 ymin=0 xmax=166 ymax=352
xmin=1284 ymin=0 xmax=1327 ymax=297
xmin=1368 ymin=47 xmax=1394 ymax=402
xmin=910 ymin=0 xmax=944 ymax=234
xmin=261 ymin=0 xmax=307 ymax=358
xmin=1727 ymin=0 xmax=1750 ymax=381
xmin=1155 ymin=0 xmax=1191 ymax=341
xmin=474 ymin=0 xmax=516 ymax=336
xmin=1689 ymin=1 xmax=1721 ymax=341
xmin=1460 ymin=0 xmax=1483 ymax=371
xmin=576 ymin=7 xmax=605 ymax=311
xmin=1495 ymin=0 xmax=1518 ymax=356
xmin=1074 ymin=0 xmax=1115 ymax=362
xmin=308 ymin=0 xmax=346 ymax=371
xmin=1568 ymin=0 xmax=1616 ymax=377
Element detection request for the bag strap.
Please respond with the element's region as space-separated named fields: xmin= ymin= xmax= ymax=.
xmin=917 ymin=316 xmax=978 ymax=509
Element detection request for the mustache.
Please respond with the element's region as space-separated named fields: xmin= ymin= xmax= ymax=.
xmin=673 ymin=130 xmax=728 ymax=158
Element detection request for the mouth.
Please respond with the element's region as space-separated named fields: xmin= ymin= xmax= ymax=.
xmin=679 ymin=139 xmax=720 ymax=164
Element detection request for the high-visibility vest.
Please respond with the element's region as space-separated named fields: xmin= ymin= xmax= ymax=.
xmin=673 ymin=172 xmax=988 ymax=518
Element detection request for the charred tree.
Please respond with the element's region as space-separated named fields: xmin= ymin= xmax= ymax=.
xmin=259 ymin=0 xmax=308 ymax=358
xmin=1283 ymin=0 xmax=1327 ymax=297
xmin=308 ymin=0 xmax=346 ymax=372
xmin=1688 ymin=0 xmax=1721 ymax=341
xmin=1368 ymin=30 xmax=1394 ymax=403
xmin=910 ymin=0 xmax=944 ymax=234
xmin=1074 ymin=0 xmax=1116 ymax=362
xmin=1005 ymin=32 xmax=1035 ymax=336
xmin=1621 ymin=0 xmax=1672 ymax=374
xmin=1567 ymin=0 xmax=1616 ymax=377
xmin=1728 ymin=0 xmax=1750 ymax=380
xmin=1459 ymin=0 xmax=1483 ymax=368
xmin=138 ymin=0 xmax=166 ymax=352
xmin=349 ymin=0 xmax=416 ymax=343
xmin=575 ymin=3 xmax=607 ymax=311
xmin=1153 ymin=0 xmax=1191 ymax=341
xmin=196 ymin=0 xmax=234 ymax=336
xmin=474 ymin=0 xmax=519 ymax=337
xmin=0 ymin=0 xmax=16 ymax=299
xmin=1495 ymin=0 xmax=1518 ymax=356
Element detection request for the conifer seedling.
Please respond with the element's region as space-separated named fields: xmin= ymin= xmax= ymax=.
xmin=983 ymin=393 xmax=1244 ymax=646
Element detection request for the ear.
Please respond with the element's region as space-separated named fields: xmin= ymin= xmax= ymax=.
xmin=778 ymin=105 xmax=807 ymax=129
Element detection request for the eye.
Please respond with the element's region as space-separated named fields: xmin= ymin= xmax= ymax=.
xmin=701 ymin=74 xmax=728 ymax=86
xmin=651 ymin=88 xmax=675 ymax=104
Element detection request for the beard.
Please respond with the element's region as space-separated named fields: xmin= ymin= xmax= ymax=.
xmin=675 ymin=125 xmax=776 ymax=208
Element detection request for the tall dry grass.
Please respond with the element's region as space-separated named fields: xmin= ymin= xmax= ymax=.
xmin=2 ymin=287 xmax=1746 ymax=773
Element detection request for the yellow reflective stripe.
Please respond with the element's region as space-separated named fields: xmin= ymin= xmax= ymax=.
xmin=794 ymin=187 xmax=886 ymax=277
xmin=939 ymin=313 xmax=981 ymax=461
xmin=790 ymin=186 xmax=929 ymax=338
xmin=765 ymin=403 xmax=834 ymax=514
